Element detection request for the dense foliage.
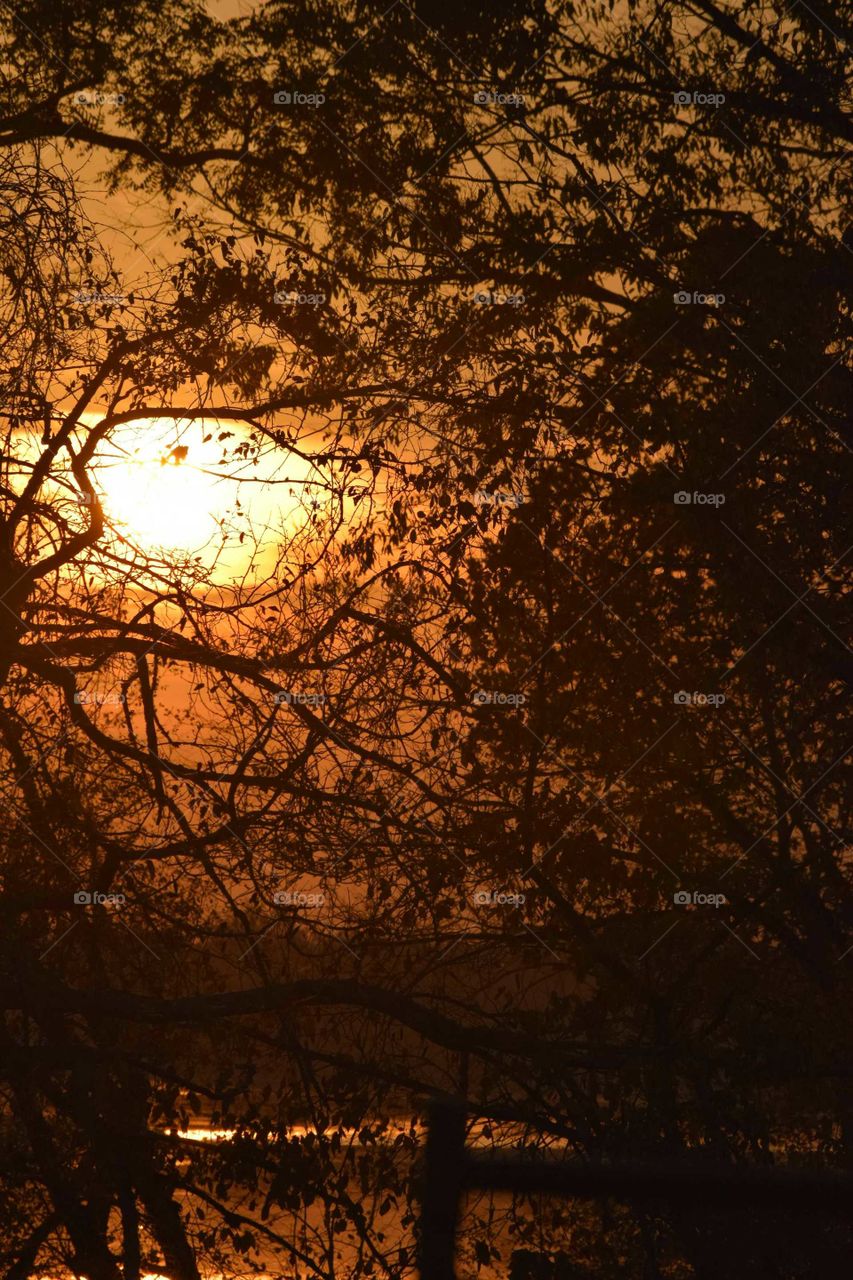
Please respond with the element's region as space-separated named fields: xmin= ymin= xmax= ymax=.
xmin=0 ymin=2 xmax=850 ymax=1276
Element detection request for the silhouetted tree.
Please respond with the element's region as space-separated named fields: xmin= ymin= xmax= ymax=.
xmin=0 ymin=2 xmax=851 ymax=1277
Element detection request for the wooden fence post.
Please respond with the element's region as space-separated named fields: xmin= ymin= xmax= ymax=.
xmin=417 ymin=1101 xmax=467 ymax=1280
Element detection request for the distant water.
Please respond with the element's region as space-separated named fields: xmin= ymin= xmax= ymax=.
xmin=155 ymin=1118 xmax=545 ymax=1280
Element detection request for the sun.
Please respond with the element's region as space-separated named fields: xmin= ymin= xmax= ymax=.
xmin=96 ymin=419 xmax=234 ymax=553
xmin=89 ymin=417 xmax=316 ymax=570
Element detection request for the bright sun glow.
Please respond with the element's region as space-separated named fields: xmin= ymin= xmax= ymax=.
xmin=89 ymin=417 xmax=317 ymax=572
xmin=98 ymin=428 xmax=232 ymax=551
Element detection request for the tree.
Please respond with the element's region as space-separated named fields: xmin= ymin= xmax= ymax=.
xmin=0 ymin=2 xmax=851 ymax=1277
